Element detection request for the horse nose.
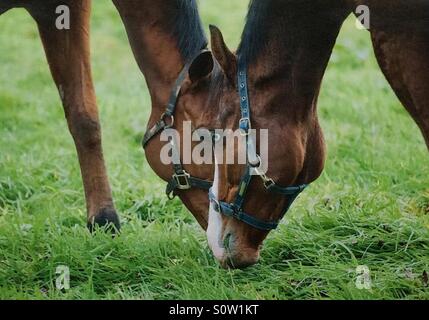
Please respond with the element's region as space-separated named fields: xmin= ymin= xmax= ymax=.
xmin=220 ymin=252 xmax=259 ymax=269
xmin=220 ymin=233 xmax=260 ymax=269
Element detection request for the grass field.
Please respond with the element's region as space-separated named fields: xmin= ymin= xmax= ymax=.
xmin=1 ymin=1 xmax=429 ymax=300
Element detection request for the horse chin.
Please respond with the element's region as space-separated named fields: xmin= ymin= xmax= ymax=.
xmin=220 ymin=250 xmax=260 ymax=270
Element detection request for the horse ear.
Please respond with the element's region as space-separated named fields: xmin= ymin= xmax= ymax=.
xmin=209 ymin=25 xmax=237 ymax=86
xmin=189 ymin=51 xmax=214 ymax=83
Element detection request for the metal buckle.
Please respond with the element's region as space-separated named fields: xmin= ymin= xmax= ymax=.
xmin=263 ymin=178 xmax=275 ymax=190
xmin=255 ymin=166 xmax=275 ymax=190
xmin=161 ymin=113 xmax=175 ymax=129
xmin=249 ymin=154 xmax=262 ymax=168
xmin=173 ymin=172 xmax=191 ymax=190
xmin=239 ymin=118 xmax=250 ymax=136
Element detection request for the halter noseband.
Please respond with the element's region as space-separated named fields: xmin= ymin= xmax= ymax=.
xmin=142 ymin=49 xmax=213 ymax=199
xmin=208 ymin=56 xmax=308 ymax=231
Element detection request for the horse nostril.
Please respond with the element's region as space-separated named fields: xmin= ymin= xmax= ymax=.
xmin=223 ymin=233 xmax=233 ymax=250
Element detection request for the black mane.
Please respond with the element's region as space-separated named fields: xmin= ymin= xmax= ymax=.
xmin=237 ymin=0 xmax=277 ymax=64
xmin=237 ymin=0 xmax=350 ymax=65
xmin=169 ymin=0 xmax=208 ymax=61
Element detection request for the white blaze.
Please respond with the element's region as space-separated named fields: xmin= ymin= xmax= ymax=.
xmin=206 ymin=152 xmax=225 ymax=260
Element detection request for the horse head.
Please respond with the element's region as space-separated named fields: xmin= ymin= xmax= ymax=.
xmin=206 ymin=0 xmax=350 ymax=268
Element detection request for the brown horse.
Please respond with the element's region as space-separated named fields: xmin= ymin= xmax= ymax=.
xmin=207 ymin=0 xmax=429 ymax=268
xmin=0 ymin=0 xmax=217 ymax=231
xmin=112 ymin=0 xmax=217 ymax=229
xmin=2 ymin=0 xmax=428 ymax=270
xmin=207 ymin=0 xmax=348 ymax=268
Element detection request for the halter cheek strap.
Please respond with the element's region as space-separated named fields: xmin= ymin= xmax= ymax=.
xmin=142 ymin=49 xmax=213 ymax=199
xmin=208 ymin=56 xmax=308 ymax=231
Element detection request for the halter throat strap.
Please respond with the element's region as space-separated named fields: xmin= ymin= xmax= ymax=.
xmin=142 ymin=49 xmax=209 ymax=148
xmin=142 ymin=49 xmax=213 ymax=198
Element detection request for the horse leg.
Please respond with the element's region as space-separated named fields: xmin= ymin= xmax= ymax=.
xmin=25 ymin=1 xmax=120 ymax=231
xmin=367 ymin=6 xmax=429 ymax=149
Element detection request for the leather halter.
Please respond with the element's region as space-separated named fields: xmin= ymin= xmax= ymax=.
xmin=142 ymin=50 xmax=212 ymax=199
xmin=208 ymin=56 xmax=308 ymax=231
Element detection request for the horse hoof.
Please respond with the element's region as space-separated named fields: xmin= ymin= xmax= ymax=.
xmin=87 ymin=207 xmax=121 ymax=234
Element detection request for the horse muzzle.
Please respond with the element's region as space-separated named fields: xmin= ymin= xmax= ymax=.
xmin=207 ymin=226 xmax=260 ymax=269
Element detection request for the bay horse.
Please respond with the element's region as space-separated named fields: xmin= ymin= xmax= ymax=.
xmin=2 ymin=0 xmax=428 ymax=270
xmin=207 ymin=0 xmax=429 ymax=268
xmin=0 ymin=0 xmax=217 ymax=231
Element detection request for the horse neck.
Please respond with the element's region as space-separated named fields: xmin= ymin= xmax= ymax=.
xmin=113 ymin=0 xmax=205 ymax=108
xmin=243 ymin=0 xmax=350 ymax=119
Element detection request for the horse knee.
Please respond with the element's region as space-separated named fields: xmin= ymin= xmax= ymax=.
xmin=68 ymin=113 xmax=102 ymax=150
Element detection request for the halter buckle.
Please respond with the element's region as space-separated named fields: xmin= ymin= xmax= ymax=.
xmin=254 ymin=166 xmax=275 ymax=190
xmin=263 ymin=178 xmax=275 ymax=190
xmin=160 ymin=113 xmax=175 ymax=129
xmin=173 ymin=172 xmax=191 ymax=190
xmin=239 ymin=118 xmax=251 ymax=136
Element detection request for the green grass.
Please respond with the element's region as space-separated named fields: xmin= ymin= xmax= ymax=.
xmin=1 ymin=2 xmax=429 ymax=300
